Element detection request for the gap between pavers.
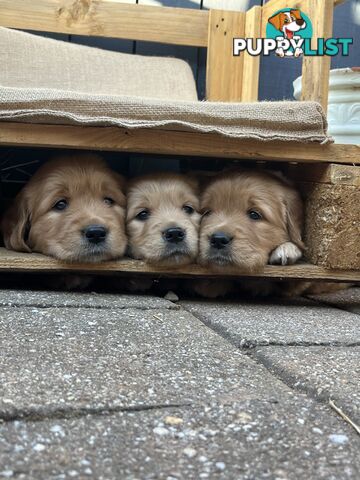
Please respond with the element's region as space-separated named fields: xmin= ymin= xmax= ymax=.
xmin=253 ymin=346 xmax=360 ymax=425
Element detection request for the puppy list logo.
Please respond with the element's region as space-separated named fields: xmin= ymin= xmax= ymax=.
xmin=233 ymin=8 xmax=353 ymax=58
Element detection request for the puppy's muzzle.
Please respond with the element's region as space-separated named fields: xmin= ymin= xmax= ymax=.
xmin=210 ymin=232 xmax=232 ymax=250
xmin=163 ymin=227 xmax=186 ymax=244
xmin=83 ymin=224 xmax=108 ymax=245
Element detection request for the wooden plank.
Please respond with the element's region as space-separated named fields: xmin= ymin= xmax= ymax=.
xmin=301 ymin=0 xmax=334 ymax=110
xmin=0 ymin=248 xmax=358 ymax=281
xmin=0 ymin=0 xmax=209 ymax=47
xmin=241 ymin=6 xmax=261 ymax=102
xmin=287 ymin=164 xmax=360 ymax=186
xmin=206 ymin=9 xmax=245 ymax=101
xmin=0 ymin=122 xmax=359 ymax=164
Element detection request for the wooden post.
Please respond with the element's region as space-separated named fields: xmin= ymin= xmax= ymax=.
xmin=206 ymin=9 xmax=245 ymax=102
xmin=300 ymin=0 xmax=334 ymax=111
xmin=241 ymin=6 xmax=261 ymax=102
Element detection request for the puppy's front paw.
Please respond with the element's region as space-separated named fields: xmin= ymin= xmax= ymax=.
xmin=269 ymin=242 xmax=302 ymax=266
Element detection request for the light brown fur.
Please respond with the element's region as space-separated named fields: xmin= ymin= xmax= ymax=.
xmin=199 ymin=169 xmax=304 ymax=273
xmin=1 ymin=153 xmax=127 ymax=262
xmin=126 ymin=173 xmax=200 ymax=267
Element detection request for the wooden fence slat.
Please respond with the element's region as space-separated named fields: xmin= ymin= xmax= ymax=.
xmin=0 ymin=0 xmax=209 ymax=46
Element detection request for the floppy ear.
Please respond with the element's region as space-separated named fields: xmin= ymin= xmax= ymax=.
xmin=283 ymin=189 xmax=305 ymax=250
xmin=112 ymin=172 xmax=127 ymax=208
xmin=1 ymin=190 xmax=32 ymax=252
xmin=290 ymin=9 xmax=301 ymax=20
xmin=268 ymin=12 xmax=283 ymax=31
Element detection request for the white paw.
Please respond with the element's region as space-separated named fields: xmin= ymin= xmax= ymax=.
xmin=269 ymin=242 xmax=302 ymax=266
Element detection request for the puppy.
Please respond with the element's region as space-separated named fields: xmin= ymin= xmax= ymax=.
xmin=268 ymin=9 xmax=306 ymax=57
xmin=126 ymin=173 xmax=200 ymax=267
xmin=2 ymin=153 xmax=127 ymax=263
xmin=195 ymin=169 xmax=304 ymax=298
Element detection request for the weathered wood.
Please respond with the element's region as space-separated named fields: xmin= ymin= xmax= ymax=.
xmin=304 ymin=182 xmax=360 ymax=270
xmin=0 ymin=122 xmax=359 ymax=165
xmin=287 ymin=164 xmax=360 ymax=186
xmin=0 ymin=0 xmax=209 ymax=47
xmin=0 ymin=248 xmax=358 ymax=281
xmin=241 ymin=6 xmax=261 ymax=102
xmin=301 ymin=0 xmax=334 ymax=111
xmin=206 ymin=9 xmax=245 ymax=101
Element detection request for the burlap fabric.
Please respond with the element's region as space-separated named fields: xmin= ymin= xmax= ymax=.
xmin=0 ymin=28 xmax=331 ymax=144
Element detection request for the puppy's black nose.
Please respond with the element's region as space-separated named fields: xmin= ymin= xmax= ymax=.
xmin=83 ymin=225 xmax=107 ymax=244
xmin=163 ymin=227 xmax=185 ymax=243
xmin=210 ymin=232 xmax=232 ymax=249
xmin=296 ymin=18 xmax=304 ymax=26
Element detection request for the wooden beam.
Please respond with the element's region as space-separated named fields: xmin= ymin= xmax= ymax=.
xmin=0 ymin=122 xmax=359 ymax=165
xmin=0 ymin=249 xmax=358 ymax=282
xmin=241 ymin=6 xmax=261 ymax=102
xmin=206 ymin=9 xmax=245 ymax=101
xmin=287 ymin=164 xmax=360 ymax=186
xmin=0 ymin=0 xmax=209 ymax=47
xmin=301 ymin=0 xmax=334 ymax=110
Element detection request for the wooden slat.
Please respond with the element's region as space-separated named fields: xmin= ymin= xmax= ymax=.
xmin=0 ymin=0 xmax=209 ymax=47
xmin=0 ymin=122 xmax=359 ymax=165
xmin=0 ymin=249 xmax=358 ymax=282
xmin=241 ymin=6 xmax=261 ymax=102
xmin=206 ymin=9 xmax=245 ymax=101
xmin=301 ymin=0 xmax=334 ymax=110
xmin=287 ymin=164 xmax=360 ymax=186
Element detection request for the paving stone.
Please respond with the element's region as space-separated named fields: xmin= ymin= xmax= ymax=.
xmin=255 ymin=346 xmax=360 ymax=424
xmin=308 ymin=287 xmax=360 ymax=315
xmin=0 ymin=289 xmax=175 ymax=310
xmin=180 ymin=299 xmax=360 ymax=348
xmin=0 ymin=398 xmax=358 ymax=480
xmin=0 ymin=306 xmax=290 ymax=418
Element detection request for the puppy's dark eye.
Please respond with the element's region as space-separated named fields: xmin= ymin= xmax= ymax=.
xmin=136 ymin=209 xmax=150 ymax=221
xmin=183 ymin=205 xmax=194 ymax=215
xmin=248 ymin=210 xmax=262 ymax=221
xmin=202 ymin=210 xmax=212 ymax=217
xmin=104 ymin=197 xmax=115 ymax=206
xmin=53 ymin=199 xmax=68 ymax=211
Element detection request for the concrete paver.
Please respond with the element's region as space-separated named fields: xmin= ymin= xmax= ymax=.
xmin=255 ymin=346 xmax=360 ymax=423
xmin=0 ymin=306 xmax=290 ymax=418
xmin=180 ymin=298 xmax=360 ymax=348
xmin=0 ymin=399 xmax=359 ymax=480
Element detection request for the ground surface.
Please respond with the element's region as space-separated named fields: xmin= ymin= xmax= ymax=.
xmin=0 ymin=286 xmax=359 ymax=479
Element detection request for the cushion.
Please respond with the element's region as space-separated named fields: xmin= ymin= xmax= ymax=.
xmin=0 ymin=27 xmax=198 ymax=101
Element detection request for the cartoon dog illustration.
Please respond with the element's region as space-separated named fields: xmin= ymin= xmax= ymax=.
xmin=268 ymin=9 xmax=307 ymax=57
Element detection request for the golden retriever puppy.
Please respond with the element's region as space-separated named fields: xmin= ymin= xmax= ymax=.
xmin=2 ymin=153 xmax=127 ymax=263
xmin=195 ymin=169 xmax=305 ymax=297
xmin=126 ymin=173 xmax=200 ymax=267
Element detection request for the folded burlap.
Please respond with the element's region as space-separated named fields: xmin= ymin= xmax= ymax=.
xmin=0 ymin=87 xmax=331 ymax=143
